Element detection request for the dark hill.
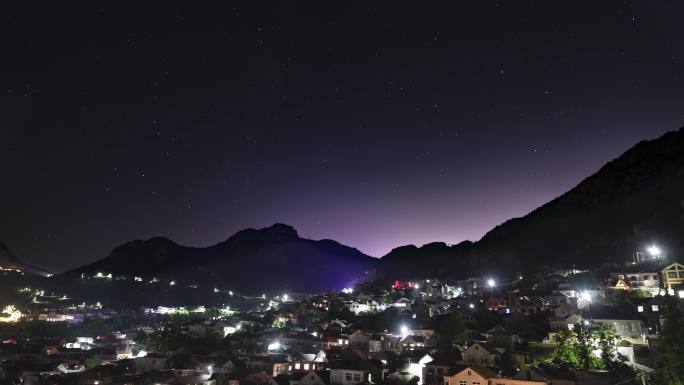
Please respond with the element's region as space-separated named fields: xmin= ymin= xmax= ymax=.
xmin=67 ymin=223 xmax=377 ymax=294
xmin=0 ymin=241 xmax=51 ymax=276
xmin=380 ymin=127 xmax=684 ymax=279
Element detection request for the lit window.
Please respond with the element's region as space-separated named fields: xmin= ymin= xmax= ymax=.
xmin=295 ymin=363 xmax=301 ymax=370
xmin=652 ymin=305 xmax=659 ymax=312
xmin=304 ymin=364 xmax=310 ymax=370
xmin=637 ymin=306 xmax=644 ymax=313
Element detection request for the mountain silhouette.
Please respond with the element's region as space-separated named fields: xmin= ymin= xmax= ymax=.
xmin=379 ymin=127 xmax=684 ymax=279
xmin=67 ymin=223 xmax=376 ymax=293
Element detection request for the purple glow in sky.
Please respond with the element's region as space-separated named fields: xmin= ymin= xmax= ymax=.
xmin=2 ymin=2 xmax=684 ymax=270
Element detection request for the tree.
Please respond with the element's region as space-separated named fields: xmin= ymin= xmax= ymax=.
xmin=495 ymin=349 xmax=521 ymax=376
xmin=595 ymin=324 xmax=618 ymax=369
xmin=85 ymin=354 xmax=103 ymax=368
xmin=436 ymin=313 xmax=467 ymax=361
xmin=654 ymin=294 xmax=684 ymax=385
xmin=551 ymin=330 xmax=580 ymax=368
xmin=575 ymin=325 xmax=600 ymax=369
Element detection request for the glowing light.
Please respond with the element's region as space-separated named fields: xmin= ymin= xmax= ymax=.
xmin=414 ymin=284 xmax=420 ymax=290
xmin=229 ymin=290 xmax=234 ymax=296
xmin=469 ymin=303 xmax=475 ymax=309
xmin=400 ymin=325 xmax=409 ymax=338
xmin=0 ymin=305 xmax=22 ymax=323
xmin=213 ymin=288 xmax=219 ymax=293
xmin=268 ymin=341 xmax=281 ymax=351
xmin=579 ymin=291 xmax=593 ymax=303
xmin=282 ymin=294 xmax=289 ymax=301
xmin=341 ymin=287 xmax=353 ymax=294
xmin=169 ymin=281 xmax=176 ymax=286
xmin=648 ymin=245 xmax=661 ymax=257
xmin=487 ymin=279 xmax=496 ymax=287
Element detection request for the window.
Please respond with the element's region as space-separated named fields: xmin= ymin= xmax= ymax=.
xmin=459 ymin=381 xmax=466 ymax=385
xmin=679 ymin=272 xmax=684 ymax=278
xmin=304 ymin=364 xmax=310 ymax=370
xmin=637 ymin=306 xmax=644 ymax=312
xmin=353 ymin=374 xmax=361 ymax=383
xmin=668 ymin=272 xmax=677 ymax=278
xmin=295 ymin=363 xmax=301 ymax=370
xmin=346 ymin=373 xmax=352 ymax=382
xmin=467 ymin=370 xmax=472 ymax=376
xmin=652 ymin=305 xmax=659 ymax=312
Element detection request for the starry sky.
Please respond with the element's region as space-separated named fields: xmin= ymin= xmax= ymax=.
xmin=2 ymin=2 xmax=684 ymax=271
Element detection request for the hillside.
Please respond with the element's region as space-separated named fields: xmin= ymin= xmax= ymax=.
xmin=67 ymin=223 xmax=377 ymax=294
xmin=0 ymin=241 xmax=51 ymax=276
xmin=380 ymin=127 xmax=684 ymax=279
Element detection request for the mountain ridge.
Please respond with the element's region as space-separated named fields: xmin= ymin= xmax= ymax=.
xmin=66 ymin=223 xmax=377 ymax=293
xmin=379 ymin=126 xmax=684 ymax=279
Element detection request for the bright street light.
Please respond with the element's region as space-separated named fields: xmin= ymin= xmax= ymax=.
xmin=648 ymin=245 xmax=661 ymax=258
xmin=487 ymin=279 xmax=496 ymax=288
xmin=400 ymin=325 xmax=409 ymax=337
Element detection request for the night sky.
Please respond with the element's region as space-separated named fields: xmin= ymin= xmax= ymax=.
xmin=2 ymin=2 xmax=684 ymax=271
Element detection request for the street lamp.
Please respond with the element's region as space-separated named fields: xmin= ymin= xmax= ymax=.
xmin=648 ymin=245 xmax=661 ymax=259
xmin=487 ymin=279 xmax=496 ymax=287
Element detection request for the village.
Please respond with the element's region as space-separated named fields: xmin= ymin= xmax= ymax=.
xmin=1 ymin=255 xmax=683 ymax=385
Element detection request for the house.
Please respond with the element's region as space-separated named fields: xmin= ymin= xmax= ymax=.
xmin=443 ymin=366 xmax=496 ymax=385
xmin=462 ymin=342 xmax=501 ymax=366
xmin=136 ymin=353 xmax=169 ymax=371
xmin=322 ymin=336 xmax=350 ymax=350
xmin=244 ymin=372 xmax=280 ymax=385
xmin=484 ymin=326 xmax=516 ymax=351
xmin=513 ymin=367 xmax=551 ymax=383
xmin=549 ymin=314 xmax=582 ymax=332
xmin=444 ymin=366 xmax=551 ymax=385
xmin=289 ymin=370 xmax=329 ymax=385
xmin=348 ymin=302 xmax=371 ymax=315
xmin=400 ymin=335 xmax=431 ymax=350
xmin=584 ymin=305 xmax=646 ymax=344
xmin=328 ymin=359 xmax=384 ymax=385
xmin=502 ymin=296 xmax=543 ymax=315
xmin=662 ymin=263 xmax=684 ymax=293
xmin=423 ymin=360 xmax=460 ymax=385
xmin=545 ymin=291 xmax=578 ymax=308
xmin=604 ymin=275 xmax=631 ymax=291
xmin=279 ymin=332 xmax=323 ymax=351
xmin=349 ymin=330 xmax=382 ymax=352
xmin=622 ymin=272 xmax=660 ymax=293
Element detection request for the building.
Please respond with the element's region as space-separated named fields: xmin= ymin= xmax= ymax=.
xmin=328 ymin=360 xmax=384 ymax=385
xmin=662 ymin=263 xmax=684 ymax=293
xmin=584 ymin=305 xmax=646 ymax=344
xmin=443 ymin=366 xmax=495 ymax=385
xmin=349 ymin=330 xmax=382 ymax=352
xmin=444 ymin=366 xmax=550 ymax=385
xmin=462 ymin=342 xmax=501 ymax=366
xmin=623 ymin=272 xmax=660 ymax=293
